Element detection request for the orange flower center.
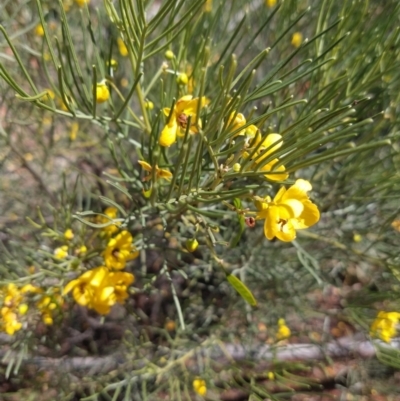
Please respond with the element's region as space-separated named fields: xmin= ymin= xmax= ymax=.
xmin=177 ymin=113 xmax=188 ymax=128
xmin=277 ymin=218 xmax=288 ymax=231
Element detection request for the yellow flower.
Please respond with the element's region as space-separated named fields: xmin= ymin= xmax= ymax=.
xmin=159 ymin=95 xmax=208 ymax=147
xmin=255 ymin=179 xmax=320 ymax=242
xmin=391 ymin=219 xmax=400 ymax=232
xmin=54 ymin=245 xmax=69 ymax=259
xmin=20 ymin=284 xmax=42 ymax=294
xmin=193 ymin=378 xmax=207 ymax=396
xmin=143 ymin=187 xmax=152 ymax=198
xmin=18 ymin=304 xmax=28 ymax=315
xmin=96 ymin=207 xmax=121 ymax=235
xmin=69 ymin=122 xmax=79 ymax=141
xmin=246 ymin=133 xmax=288 ymax=181
xmin=117 ymin=37 xmax=128 ymax=57
xmin=42 ymin=314 xmax=53 ymax=325
xmin=96 ymin=81 xmax=110 ymax=103
xmin=291 ymin=32 xmax=303 ymax=48
xmin=74 ymin=0 xmax=89 ymax=7
xmin=63 ymin=267 xmax=107 ymax=308
xmin=138 ymin=160 xmax=172 ymax=182
xmin=45 ymin=89 xmax=55 ymax=100
xmin=267 ymin=371 xmax=275 ymax=380
xmin=265 ymin=0 xmax=277 ymax=7
xmin=64 ymin=229 xmax=74 ymax=240
xmin=276 ymin=318 xmax=291 ymax=340
xmin=76 ymin=245 xmax=87 ymax=255
xmin=1 ymin=308 xmax=22 ymax=335
xmin=106 ymin=271 xmax=135 ymax=304
xmin=63 ymin=267 xmax=134 ymax=315
xmin=4 ymin=283 xmax=22 ymax=307
xmin=370 ymin=311 xmax=400 ymax=342
xmin=204 ymin=0 xmax=212 ymax=12
xmin=107 ymin=58 xmax=118 ymax=71
xmin=35 ymin=24 xmax=44 ymax=37
xmin=103 ymin=230 xmax=139 ymax=270
xmin=227 ymin=111 xmax=247 ymax=136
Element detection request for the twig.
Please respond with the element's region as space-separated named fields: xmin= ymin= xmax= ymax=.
xmin=0 ymin=335 xmax=396 ymax=375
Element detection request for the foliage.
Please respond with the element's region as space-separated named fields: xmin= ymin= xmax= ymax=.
xmin=0 ymin=0 xmax=400 ymax=399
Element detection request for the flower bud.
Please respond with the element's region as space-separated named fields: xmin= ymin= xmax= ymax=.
xmin=19 ymin=304 xmax=28 ymax=315
xmin=165 ymin=50 xmax=175 ymax=60
xmin=35 ymin=24 xmax=44 ymax=37
xmin=186 ymin=238 xmax=199 ymax=252
xmin=96 ymin=81 xmax=110 ymax=103
xmin=177 ymin=73 xmax=189 ymax=86
xmin=291 ymin=32 xmax=303 ymax=48
xmin=145 ymin=100 xmax=154 ymax=110
xmin=117 ymin=37 xmax=128 ymax=56
xmin=233 ymin=163 xmax=241 ymax=172
xmin=64 ymin=229 xmax=74 ymax=240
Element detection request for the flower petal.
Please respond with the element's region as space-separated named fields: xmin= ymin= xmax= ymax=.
xmin=260 ymin=133 xmax=283 ymax=152
xmin=283 ymin=179 xmax=312 ymax=201
xmin=159 ymin=121 xmax=178 ymax=147
xmin=138 ymin=160 xmax=152 ymax=172
xmin=259 ymin=160 xmax=288 ymax=181
xmin=158 ymin=168 xmax=173 ymax=181
xmin=281 ymin=199 xmax=304 ymax=218
xmin=263 ymin=206 xmax=279 ymax=240
xmin=292 ymin=201 xmax=320 ymax=229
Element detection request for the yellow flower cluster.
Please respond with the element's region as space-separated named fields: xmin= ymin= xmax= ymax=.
xmin=36 ymin=290 xmax=64 ymax=325
xmin=265 ymin=0 xmax=277 ymax=7
xmin=0 ymin=283 xmax=63 ymax=335
xmin=276 ymin=318 xmax=291 ymax=340
xmin=103 ymin=230 xmax=139 ymax=270
xmin=63 ymin=228 xmax=138 ymax=315
xmin=63 ymin=266 xmax=134 ymax=315
xmin=193 ymin=378 xmax=207 ymax=396
xmin=159 ymin=95 xmax=208 ymax=147
xmin=228 ymin=111 xmax=288 ymax=181
xmin=370 ymin=311 xmax=400 ymax=342
xmin=254 ymin=179 xmax=320 ymax=242
xmin=74 ymin=0 xmax=89 ymax=7
xmin=224 ymin=110 xmax=321 ymax=242
xmin=54 ymin=245 xmax=69 ymax=259
xmin=203 ymin=0 xmax=212 ymax=12
xmin=96 ymin=207 xmax=121 ymax=236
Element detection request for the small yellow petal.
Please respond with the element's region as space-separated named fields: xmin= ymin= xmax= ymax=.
xmin=117 ymin=37 xmax=128 ymax=56
xmin=159 ymin=122 xmax=178 ymax=147
xmin=138 ymin=160 xmax=153 ymax=172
